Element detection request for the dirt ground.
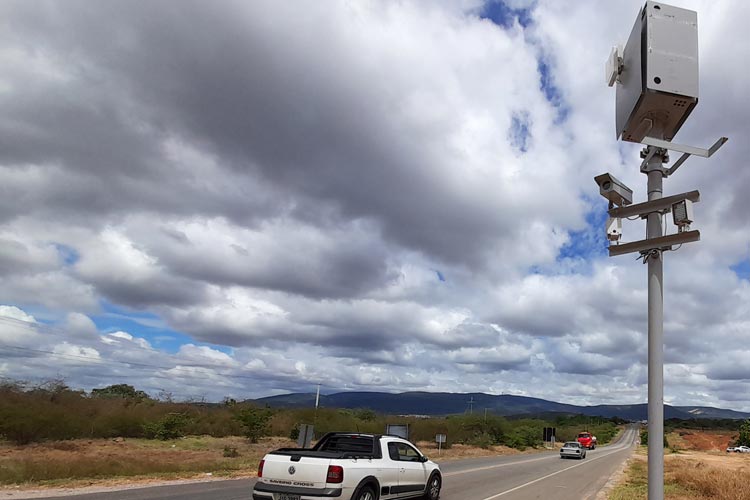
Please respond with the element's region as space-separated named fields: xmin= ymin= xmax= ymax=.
xmin=415 ymin=441 xmax=538 ymax=461
xmin=667 ymin=429 xmax=737 ymax=453
xmin=0 ymin=435 xmax=546 ymax=496
xmin=608 ymin=431 xmax=750 ymax=500
xmin=0 ymin=436 xmax=294 ymax=493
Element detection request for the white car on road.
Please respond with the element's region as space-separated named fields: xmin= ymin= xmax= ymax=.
xmin=254 ymin=432 xmax=442 ymax=500
xmin=560 ymin=441 xmax=587 ymax=460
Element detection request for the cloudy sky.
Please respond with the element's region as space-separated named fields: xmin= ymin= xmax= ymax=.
xmin=1 ymin=0 xmax=748 ymax=410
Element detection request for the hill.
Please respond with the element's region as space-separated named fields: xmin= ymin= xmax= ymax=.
xmin=254 ymin=391 xmax=750 ymax=421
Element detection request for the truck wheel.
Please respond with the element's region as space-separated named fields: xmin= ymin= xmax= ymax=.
xmin=353 ymin=485 xmax=376 ymax=500
xmin=422 ymin=473 xmax=441 ymax=500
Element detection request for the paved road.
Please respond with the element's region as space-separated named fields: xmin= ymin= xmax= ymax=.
xmin=439 ymin=425 xmax=638 ymax=500
xmin=27 ymin=426 xmax=637 ymax=500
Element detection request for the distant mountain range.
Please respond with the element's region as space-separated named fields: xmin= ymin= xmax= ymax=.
xmin=253 ymin=391 xmax=750 ymax=421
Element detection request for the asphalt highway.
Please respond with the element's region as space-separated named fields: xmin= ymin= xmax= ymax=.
xmin=27 ymin=426 xmax=638 ymax=500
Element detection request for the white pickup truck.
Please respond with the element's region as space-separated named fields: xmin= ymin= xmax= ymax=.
xmin=252 ymin=432 xmax=442 ymax=500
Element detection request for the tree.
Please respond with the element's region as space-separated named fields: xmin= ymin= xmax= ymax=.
xmin=91 ymin=384 xmax=150 ymax=400
xmin=235 ymin=407 xmax=272 ymax=443
xmin=737 ymin=419 xmax=750 ymax=447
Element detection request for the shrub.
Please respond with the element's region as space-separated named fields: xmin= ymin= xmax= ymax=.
xmin=234 ymin=407 xmax=272 ymax=443
xmin=143 ymin=413 xmax=191 ymax=440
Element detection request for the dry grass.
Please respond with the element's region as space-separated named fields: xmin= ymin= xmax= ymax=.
xmin=669 ymin=458 xmax=750 ymax=499
xmin=0 ymin=436 xmax=296 ymax=487
xmin=608 ymin=449 xmax=750 ymax=500
xmin=415 ymin=440 xmax=529 ymax=461
xmin=0 ymin=435 xmax=550 ymax=490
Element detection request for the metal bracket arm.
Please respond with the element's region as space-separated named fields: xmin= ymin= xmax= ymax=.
xmin=609 ymin=230 xmax=701 ymax=257
xmin=640 ymin=136 xmax=729 ymax=176
xmin=608 ymin=190 xmax=700 ymax=219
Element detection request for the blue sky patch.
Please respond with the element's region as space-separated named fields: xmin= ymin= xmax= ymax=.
xmin=54 ymin=243 xmax=79 ymax=266
xmin=480 ymin=1 xmax=532 ymax=28
xmin=557 ymin=201 xmax=609 ymax=263
xmin=537 ymin=57 xmax=570 ymax=123
xmin=731 ymin=258 xmax=750 ymax=281
xmin=93 ymin=301 xmax=230 ymax=355
xmin=509 ymin=111 xmax=531 ymax=152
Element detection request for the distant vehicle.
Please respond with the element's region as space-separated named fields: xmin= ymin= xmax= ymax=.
xmin=253 ymin=432 xmax=442 ymax=500
xmin=737 ymin=446 xmax=750 ymax=453
xmin=560 ymin=441 xmax=587 ymax=460
xmin=727 ymin=446 xmax=738 ymax=453
xmin=577 ymin=432 xmax=597 ymax=450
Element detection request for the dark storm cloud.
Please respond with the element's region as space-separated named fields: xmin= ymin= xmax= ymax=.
xmin=0 ymin=0 xmax=544 ymax=268
xmin=88 ymin=273 xmax=208 ymax=309
xmin=139 ymin=220 xmax=396 ymax=300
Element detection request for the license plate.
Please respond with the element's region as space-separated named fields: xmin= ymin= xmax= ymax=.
xmin=278 ymin=495 xmax=300 ymax=500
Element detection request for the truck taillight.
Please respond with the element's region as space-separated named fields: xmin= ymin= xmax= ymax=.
xmin=326 ymin=465 xmax=344 ymax=484
xmin=258 ymin=459 xmax=265 ymax=478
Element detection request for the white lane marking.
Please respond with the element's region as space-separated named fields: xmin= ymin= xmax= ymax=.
xmin=479 ymin=430 xmax=637 ymax=500
xmin=443 ymin=455 xmax=554 ymax=477
xmin=445 ymin=429 xmax=636 ymax=478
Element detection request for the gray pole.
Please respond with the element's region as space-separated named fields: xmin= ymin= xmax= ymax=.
xmin=644 ymin=145 xmax=665 ymax=500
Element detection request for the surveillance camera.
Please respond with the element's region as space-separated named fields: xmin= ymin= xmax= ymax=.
xmin=606 ymin=217 xmax=622 ymax=242
xmin=594 ymin=173 xmax=633 ymax=206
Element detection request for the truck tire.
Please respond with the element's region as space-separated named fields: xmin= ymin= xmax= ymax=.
xmin=353 ymin=485 xmax=376 ymax=500
xmin=422 ymin=473 xmax=441 ymax=500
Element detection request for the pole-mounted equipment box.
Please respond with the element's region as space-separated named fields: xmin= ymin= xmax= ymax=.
xmin=616 ymin=1 xmax=698 ymax=143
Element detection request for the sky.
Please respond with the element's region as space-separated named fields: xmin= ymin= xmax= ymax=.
xmin=1 ymin=0 xmax=749 ymax=410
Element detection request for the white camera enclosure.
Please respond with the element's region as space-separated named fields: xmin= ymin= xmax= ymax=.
xmin=616 ymin=1 xmax=698 ymax=143
xmin=606 ymin=217 xmax=622 ymax=242
xmin=672 ymin=199 xmax=694 ymax=226
xmin=595 ymin=173 xmax=633 ymax=207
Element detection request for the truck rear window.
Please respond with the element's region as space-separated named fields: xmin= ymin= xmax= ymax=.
xmin=317 ymin=435 xmax=375 ymax=454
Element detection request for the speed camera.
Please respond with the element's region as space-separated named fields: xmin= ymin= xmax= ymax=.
xmin=615 ymin=1 xmax=698 ymax=143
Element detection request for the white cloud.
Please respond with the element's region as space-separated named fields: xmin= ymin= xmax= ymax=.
xmin=0 ymin=0 xmax=747 ymax=412
xmin=0 ymin=305 xmax=36 ymax=323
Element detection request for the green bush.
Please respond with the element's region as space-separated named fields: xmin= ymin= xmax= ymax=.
xmin=143 ymin=413 xmax=191 ymax=440
xmin=234 ymin=407 xmax=272 ymax=443
xmin=289 ymin=426 xmax=300 ymax=441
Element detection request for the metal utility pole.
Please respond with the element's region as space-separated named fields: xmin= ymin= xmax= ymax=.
xmin=600 ymin=3 xmax=728 ymax=498
xmin=644 ymin=146 xmax=666 ymax=500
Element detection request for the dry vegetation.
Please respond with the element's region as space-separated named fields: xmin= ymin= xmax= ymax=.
xmin=0 ymin=436 xmax=295 ymax=488
xmin=0 ymin=380 xmax=623 ymax=489
xmin=0 ymin=435 xmax=550 ymax=492
xmin=609 ymin=429 xmax=750 ymax=500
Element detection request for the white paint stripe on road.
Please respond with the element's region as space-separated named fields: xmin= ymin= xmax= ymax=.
xmin=479 ymin=431 xmax=637 ymax=500
xmin=445 ymin=429 xmax=636 ymax=478
xmin=443 ymin=455 xmax=553 ymax=477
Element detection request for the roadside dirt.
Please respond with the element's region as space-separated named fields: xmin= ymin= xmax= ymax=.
xmin=667 ymin=429 xmax=737 ymax=452
xmin=416 ymin=441 xmax=535 ymax=461
xmin=0 ymin=436 xmax=295 ymax=497
xmin=0 ymin=436 xmax=549 ymax=497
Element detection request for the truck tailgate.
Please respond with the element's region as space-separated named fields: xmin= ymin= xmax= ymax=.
xmin=260 ymin=454 xmax=332 ymax=489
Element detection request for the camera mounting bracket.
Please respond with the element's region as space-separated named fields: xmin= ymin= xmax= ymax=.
xmin=640 ymin=136 xmax=728 ymax=176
